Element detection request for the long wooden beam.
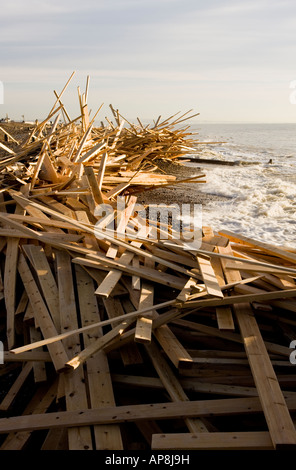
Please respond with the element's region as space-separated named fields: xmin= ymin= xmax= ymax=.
xmin=1 ymin=396 xmax=296 ymax=435
xmin=152 ymin=432 xmax=274 ymax=450
xmin=182 ymin=288 xmax=296 ymax=309
xmin=10 ymin=299 xmax=177 ymax=354
xmin=219 ymin=229 xmax=296 ymax=264
xmin=225 ymin=248 xmax=296 ymax=449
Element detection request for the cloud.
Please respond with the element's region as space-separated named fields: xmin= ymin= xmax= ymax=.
xmin=1 ymin=0 xmax=296 ymax=122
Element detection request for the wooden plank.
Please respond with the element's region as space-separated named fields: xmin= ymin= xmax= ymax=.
xmin=0 ymin=363 xmax=33 ymax=411
xmin=118 ymin=274 xmax=193 ymax=368
xmin=235 ymin=302 xmax=296 ymax=449
xmin=192 ymin=246 xmax=296 ymax=275
xmin=111 ymin=373 xmax=296 ymax=399
xmin=65 ymin=196 xmax=88 ymax=212
xmin=197 ymin=256 xmax=223 ymax=298
xmin=23 ymin=244 xmax=61 ymax=332
xmin=219 ymin=229 xmax=296 ymax=264
xmin=152 ymin=432 xmax=273 ymax=450
xmin=97 ymin=152 xmax=108 ymax=190
xmin=76 ymin=142 xmax=106 ymax=164
xmin=4 ymin=351 xmax=51 ymax=362
xmin=0 ymin=380 xmax=58 ymax=450
xmin=131 ymin=256 xmax=141 ymax=290
xmin=36 ymin=195 xmax=74 ymax=218
xmin=17 ymin=253 xmax=69 ymax=373
xmin=3 ymin=213 xmax=84 ymax=231
xmin=0 ymin=125 xmax=20 ymax=144
xmin=73 ymin=256 xmax=187 ymax=290
xmin=3 ymin=203 xmax=24 ymax=348
xmin=132 ymin=291 xmax=193 ymax=369
xmin=1 ymin=396 xmax=296 ymax=434
xmin=135 ymin=258 xmax=154 ymax=344
xmin=176 ymin=277 xmax=201 ymax=303
xmin=94 ymin=227 xmax=147 ymax=298
xmin=10 ymin=191 xmax=200 ymax=279
xmin=15 ymin=290 xmax=28 ymax=319
xmin=41 ymin=152 xmax=60 ymax=183
xmin=0 ymin=141 xmax=15 ymax=155
xmin=47 ymin=70 xmax=76 ymax=119
xmin=149 ymin=246 xmax=200 ymax=269
xmin=135 ymin=315 xmax=152 ymax=344
xmin=214 ymin=247 xmax=235 ymax=330
xmin=75 ymin=210 xmax=100 ymax=251
xmin=10 ymin=299 xmax=176 ymax=354
xmin=153 ymin=325 xmax=192 ymax=368
xmin=135 ymin=421 xmax=163 ymax=448
xmin=112 ymin=374 xmax=163 ymax=390
xmin=105 ymin=181 xmax=131 ymax=199
xmin=31 ymin=116 xmax=60 ymax=187
xmin=66 ymin=317 xmax=136 ymax=370
xmin=215 ymin=306 xmax=235 ymax=331
xmin=23 ymin=301 xmax=35 ymax=325
xmin=0 ymin=214 xmax=83 ymax=244
xmin=56 ymin=249 xmax=93 ymax=450
xmin=224 ymin=260 xmax=296 ymax=275
xmin=105 ymin=195 xmax=137 ymax=259
xmin=103 ymin=296 xmax=143 ymax=366
xmin=5 ymin=196 xmax=70 ymax=234
xmin=41 ymin=428 xmax=69 ymax=451
xmin=202 ymin=231 xmax=229 ymax=248
xmin=75 ymin=265 xmax=123 ymax=450
xmin=29 ymin=326 xmax=47 ymax=383
xmin=84 ymin=266 xmax=127 ymax=297
xmin=260 ymin=273 xmax=296 ymax=290
xmin=103 ymin=307 xmax=188 ymax=361
xmin=181 ymin=288 xmax=296 ymax=309
xmin=222 ymin=246 xmax=296 ymax=449
xmin=173 ymin=318 xmax=291 ymax=358
xmin=84 ymin=166 xmax=104 ymax=205
xmin=4 ymin=237 xmax=19 ymax=348
xmin=233 ymin=282 xmax=296 ymax=314
xmin=0 ymin=262 xmax=4 ymax=301
xmin=145 ymin=340 xmax=208 ymax=433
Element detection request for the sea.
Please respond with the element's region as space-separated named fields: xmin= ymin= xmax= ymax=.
xmin=185 ymin=123 xmax=296 ymax=249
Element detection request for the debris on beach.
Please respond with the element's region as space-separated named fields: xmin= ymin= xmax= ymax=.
xmin=0 ymin=73 xmax=296 ymax=451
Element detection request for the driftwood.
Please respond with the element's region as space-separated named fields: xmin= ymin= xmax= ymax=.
xmin=0 ymin=73 xmax=295 ymax=451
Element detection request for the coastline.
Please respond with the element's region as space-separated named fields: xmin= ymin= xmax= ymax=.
xmin=136 ymin=158 xmax=227 ymax=207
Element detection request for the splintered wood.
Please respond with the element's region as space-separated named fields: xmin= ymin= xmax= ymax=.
xmin=0 ymin=73 xmax=296 ymax=450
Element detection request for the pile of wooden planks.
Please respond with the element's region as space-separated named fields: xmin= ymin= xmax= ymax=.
xmin=0 ymin=72 xmax=206 ymax=200
xmin=0 ymin=74 xmax=296 ymax=451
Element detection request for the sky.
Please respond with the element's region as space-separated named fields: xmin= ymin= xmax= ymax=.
xmin=1 ymin=0 xmax=296 ymax=123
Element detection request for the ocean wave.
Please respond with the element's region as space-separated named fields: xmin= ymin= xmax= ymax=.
xmin=189 ymin=123 xmax=296 ymax=246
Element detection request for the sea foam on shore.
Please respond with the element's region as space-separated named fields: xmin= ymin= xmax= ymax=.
xmin=140 ymin=123 xmax=296 ymax=248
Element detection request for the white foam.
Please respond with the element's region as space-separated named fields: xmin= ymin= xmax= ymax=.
xmin=185 ymin=124 xmax=296 ymax=247
xmin=190 ymin=162 xmax=296 ymax=248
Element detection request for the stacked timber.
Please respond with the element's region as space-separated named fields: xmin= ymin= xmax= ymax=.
xmin=0 ymin=73 xmax=206 ymax=198
xmin=0 ymin=74 xmax=296 ymax=451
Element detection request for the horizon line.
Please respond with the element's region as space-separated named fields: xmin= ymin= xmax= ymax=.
xmin=1 ymin=116 xmax=295 ymax=126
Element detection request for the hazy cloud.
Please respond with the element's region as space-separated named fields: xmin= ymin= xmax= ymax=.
xmin=1 ymin=0 xmax=296 ymax=122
